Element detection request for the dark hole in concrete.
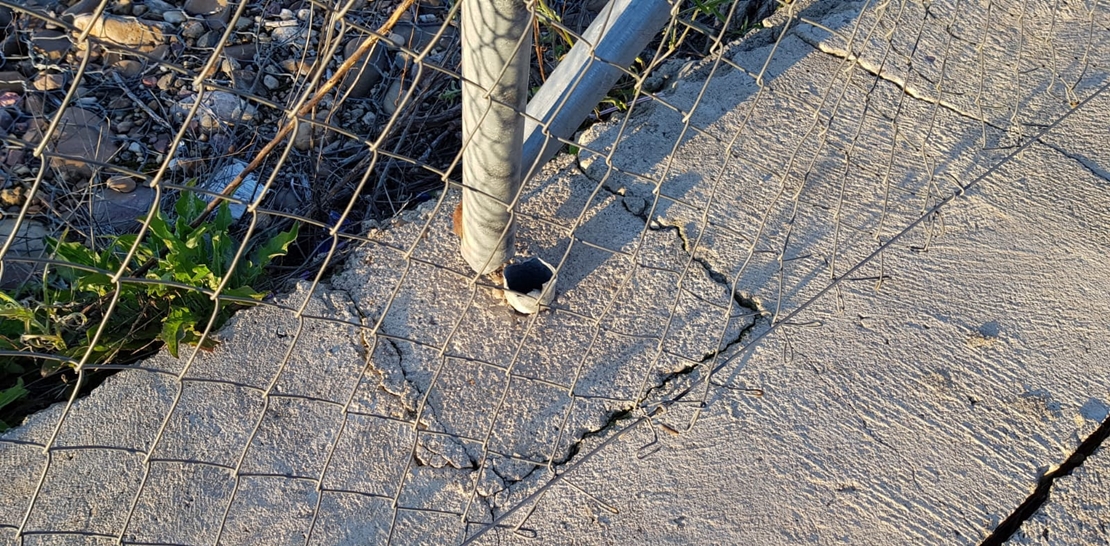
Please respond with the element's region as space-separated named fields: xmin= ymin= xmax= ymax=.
xmin=504 ymin=257 xmax=553 ymax=294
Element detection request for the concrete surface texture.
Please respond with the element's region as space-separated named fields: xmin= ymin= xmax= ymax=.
xmin=3 ymin=0 xmax=1110 ymax=544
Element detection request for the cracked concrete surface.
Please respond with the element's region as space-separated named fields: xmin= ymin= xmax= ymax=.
xmin=3 ymin=0 xmax=1110 ymax=543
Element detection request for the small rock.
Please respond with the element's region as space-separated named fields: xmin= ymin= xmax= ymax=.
xmin=223 ymin=43 xmax=256 ymax=60
xmin=152 ymin=135 xmax=170 ymax=153
xmin=220 ymin=57 xmax=240 ymax=78
xmin=22 ymin=108 xmax=117 ymax=178
xmin=128 ymin=141 xmax=144 ymax=153
xmin=156 ymin=72 xmax=174 ymax=90
xmin=32 ymin=72 xmax=66 ymax=91
xmin=270 ymin=25 xmax=308 ymax=45
xmin=91 ymin=185 xmax=155 ymax=232
xmin=111 ymin=0 xmax=132 ymax=15
xmin=622 ymin=195 xmax=647 ymax=217
xmin=0 ymin=90 xmax=21 ymax=107
xmin=0 ymin=72 xmax=27 ymax=92
xmin=0 ymin=186 xmax=24 ymax=207
xmin=195 ymin=30 xmax=220 ymax=48
xmin=171 ymin=90 xmax=256 ymax=131
xmin=263 ymin=74 xmax=280 ymax=90
xmin=115 ymin=120 xmax=133 ymax=133
xmin=22 ymin=93 xmax=45 ymax=114
xmin=106 ymin=175 xmax=137 ymax=193
xmin=360 ymin=110 xmax=377 ymax=126
xmin=7 ymin=152 xmax=27 ymax=170
xmin=0 ymin=218 xmax=49 ymax=290
xmin=181 ymin=20 xmax=206 ymax=39
xmin=296 ymin=8 xmax=311 ymax=20
xmin=183 ymin=0 xmax=227 ymax=16
xmin=0 ymin=110 xmax=12 ymax=136
xmin=231 ymin=69 xmax=256 ymax=87
xmin=112 ymin=59 xmax=144 ymax=78
xmin=278 ymin=8 xmax=294 ymax=19
xmin=381 ymin=79 xmax=404 ymax=115
xmin=162 ymin=9 xmax=188 ymax=24
xmin=30 ymin=30 xmax=72 ymax=62
xmin=293 ymin=121 xmax=313 ymax=151
xmin=391 ymin=22 xmax=459 ymax=52
xmin=342 ymin=38 xmax=387 ymax=98
xmin=280 ymin=58 xmax=314 ymax=77
xmin=71 ymin=14 xmax=165 ymax=52
xmin=147 ymin=44 xmax=170 ymax=61
xmin=143 ymin=0 xmax=176 ymax=15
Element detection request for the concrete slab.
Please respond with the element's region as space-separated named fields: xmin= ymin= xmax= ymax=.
xmin=2 ymin=0 xmax=1109 ymax=544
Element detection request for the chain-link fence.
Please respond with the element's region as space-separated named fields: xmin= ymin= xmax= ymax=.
xmin=2 ymin=0 xmax=1109 ymax=543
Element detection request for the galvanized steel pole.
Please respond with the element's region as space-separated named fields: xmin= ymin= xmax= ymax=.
xmin=522 ymin=0 xmax=676 ymax=181
xmin=459 ymin=0 xmax=532 ymax=275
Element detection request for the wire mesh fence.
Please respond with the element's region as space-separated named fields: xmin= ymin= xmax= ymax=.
xmin=1 ymin=0 xmax=1109 ymax=543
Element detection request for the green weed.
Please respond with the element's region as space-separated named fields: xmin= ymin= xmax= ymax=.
xmin=0 ymin=190 xmax=298 ymax=426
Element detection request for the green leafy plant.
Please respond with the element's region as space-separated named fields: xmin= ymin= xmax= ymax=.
xmin=0 ymin=192 xmax=298 ymax=380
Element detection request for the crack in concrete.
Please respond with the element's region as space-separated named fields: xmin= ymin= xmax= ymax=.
xmin=329 ymin=283 xmax=478 ymax=473
xmin=639 ymin=218 xmax=767 ymax=405
xmin=792 ymin=23 xmax=991 ymax=127
xmin=1034 ymin=140 xmax=1110 ymax=184
xmin=981 ymin=411 xmax=1110 ymax=545
xmin=484 ymin=160 xmax=770 ymax=494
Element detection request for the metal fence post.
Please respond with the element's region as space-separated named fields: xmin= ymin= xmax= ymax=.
xmin=459 ymin=0 xmax=532 ymax=275
xmin=522 ymin=0 xmax=675 ymax=181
